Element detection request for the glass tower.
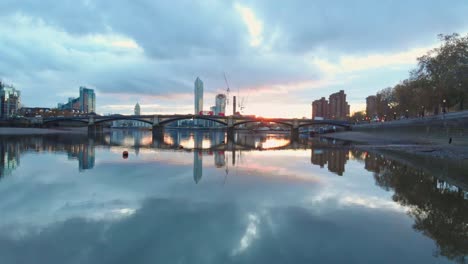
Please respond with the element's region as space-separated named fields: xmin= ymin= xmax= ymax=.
xmin=79 ymin=87 xmax=96 ymax=113
xmin=194 ymin=77 xmax=203 ymax=115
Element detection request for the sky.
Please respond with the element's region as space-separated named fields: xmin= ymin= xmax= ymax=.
xmin=1 ymin=0 xmax=467 ymax=118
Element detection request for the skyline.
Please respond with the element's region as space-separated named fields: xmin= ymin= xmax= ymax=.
xmin=1 ymin=1 xmax=468 ymax=117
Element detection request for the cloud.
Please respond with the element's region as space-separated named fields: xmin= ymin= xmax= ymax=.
xmin=235 ymin=3 xmax=264 ymax=47
xmin=0 ymin=0 xmax=467 ymax=117
xmin=246 ymin=0 xmax=468 ymax=54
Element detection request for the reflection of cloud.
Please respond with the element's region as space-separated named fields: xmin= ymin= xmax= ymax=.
xmin=340 ymin=196 xmax=409 ymax=213
xmin=233 ymin=213 xmax=260 ymax=255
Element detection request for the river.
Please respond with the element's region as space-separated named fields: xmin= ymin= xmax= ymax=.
xmin=0 ymin=129 xmax=466 ymax=263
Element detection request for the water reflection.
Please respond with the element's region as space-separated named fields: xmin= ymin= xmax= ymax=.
xmin=360 ymin=151 xmax=468 ymax=262
xmin=0 ymin=135 xmax=95 ymax=174
xmin=0 ymin=130 xmax=467 ymax=263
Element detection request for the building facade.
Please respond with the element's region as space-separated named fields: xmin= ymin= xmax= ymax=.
xmin=328 ymin=90 xmax=350 ymax=120
xmin=58 ymin=87 xmax=96 ymax=113
xmin=366 ymin=95 xmax=378 ymax=118
xmin=0 ymin=81 xmax=21 ymax=119
xmin=311 ymin=90 xmax=350 ymax=120
xmin=134 ymin=102 xmax=141 ymax=115
xmin=194 ymin=77 xmax=203 ymax=115
xmin=79 ymin=86 xmax=96 ymax=113
xmin=215 ymin=94 xmax=226 ymax=115
xmin=312 ymin=97 xmax=329 ymax=119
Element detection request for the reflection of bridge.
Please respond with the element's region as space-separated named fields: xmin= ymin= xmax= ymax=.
xmin=42 ymin=114 xmax=352 ymax=138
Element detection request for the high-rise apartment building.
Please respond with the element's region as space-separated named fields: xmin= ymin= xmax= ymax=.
xmin=215 ymin=94 xmax=226 ymax=115
xmin=194 ymin=77 xmax=203 ymax=115
xmin=328 ymin=90 xmax=350 ymax=120
xmin=58 ymin=87 xmax=96 ymax=113
xmin=312 ymin=97 xmax=329 ymax=119
xmin=0 ymin=81 xmax=21 ymax=119
xmin=79 ymin=86 xmax=96 ymax=113
xmin=366 ymin=95 xmax=377 ymax=117
xmin=311 ymin=90 xmax=350 ymax=120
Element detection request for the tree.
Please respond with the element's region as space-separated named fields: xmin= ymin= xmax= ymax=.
xmin=415 ymin=33 xmax=468 ymax=111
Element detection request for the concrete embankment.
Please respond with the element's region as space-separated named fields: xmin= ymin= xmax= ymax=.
xmin=323 ymin=110 xmax=468 ymax=160
xmin=350 ymin=110 xmax=468 ymax=146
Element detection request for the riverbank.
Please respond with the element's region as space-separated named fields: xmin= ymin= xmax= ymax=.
xmin=0 ymin=127 xmax=89 ymax=135
xmin=322 ymin=131 xmax=468 ymax=160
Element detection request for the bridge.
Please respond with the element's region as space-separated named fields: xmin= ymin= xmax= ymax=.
xmin=40 ymin=114 xmax=352 ymax=138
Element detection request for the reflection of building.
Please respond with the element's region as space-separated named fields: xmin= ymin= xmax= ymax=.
xmin=311 ymin=149 xmax=327 ymax=168
xmin=366 ymin=96 xmax=377 ymax=118
xmin=214 ymin=151 xmax=226 ymax=168
xmin=311 ymin=148 xmax=349 ymax=176
xmin=68 ymin=142 xmax=95 ymax=171
xmin=0 ymin=81 xmax=21 ymax=119
xmin=327 ymin=149 xmax=348 ymax=176
xmin=193 ymin=151 xmax=202 ymax=183
xmin=0 ymin=140 xmax=20 ymax=178
xmin=312 ymin=97 xmax=329 ymax=119
xmin=193 ymin=132 xmax=203 ymax=183
xmin=0 ymin=135 xmax=97 ymax=174
xmin=365 ymin=153 xmax=382 ymax=173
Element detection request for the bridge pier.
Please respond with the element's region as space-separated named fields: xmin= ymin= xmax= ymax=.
xmin=291 ymin=128 xmax=299 ymax=141
xmin=226 ymin=127 xmax=235 ymax=142
xmin=88 ymin=124 xmax=104 ymax=135
xmin=152 ymin=125 xmax=164 ymax=144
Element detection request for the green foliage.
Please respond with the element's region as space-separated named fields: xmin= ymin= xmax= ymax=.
xmin=370 ymin=33 xmax=468 ymax=116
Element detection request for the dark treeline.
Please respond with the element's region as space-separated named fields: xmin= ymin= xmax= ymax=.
xmin=361 ymin=33 xmax=468 ymax=119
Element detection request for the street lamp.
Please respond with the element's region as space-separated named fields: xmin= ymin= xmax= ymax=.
xmin=405 ymin=109 xmax=409 ymax=119
xmin=393 ymin=112 xmax=397 ymax=120
xmin=421 ymin=105 xmax=425 ymax=118
xmin=442 ymin=99 xmax=447 ymax=114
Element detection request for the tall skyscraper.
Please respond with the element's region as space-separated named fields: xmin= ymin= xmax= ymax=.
xmin=194 ymin=77 xmax=203 ymax=114
xmin=215 ymin=94 xmax=226 ymax=115
xmin=134 ymin=102 xmax=141 ymax=115
xmin=0 ymin=81 xmax=21 ymax=119
xmin=79 ymin=86 xmax=96 ymax=113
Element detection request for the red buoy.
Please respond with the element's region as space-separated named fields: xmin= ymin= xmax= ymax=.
xmin=123 ymin=151 xmax=129 ymax=159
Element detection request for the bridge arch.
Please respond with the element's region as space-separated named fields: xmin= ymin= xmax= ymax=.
xmin=94 ymin=117 xmax=153 ymax=125
xmin=232 ymin=120 xmax=293 ymax=128
xmin=160 ymin=116 xmax=228 ymax=126
xmin=297 ymin=121 xmax=351 ymax=129
xmin=43 ymin=118 xmax=89 ymax=125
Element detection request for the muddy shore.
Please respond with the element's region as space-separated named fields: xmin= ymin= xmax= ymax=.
xmin=0 ymin=127 xmax=89 ymax=135
xmin=322 ymin=131 xmax=468 ymax=160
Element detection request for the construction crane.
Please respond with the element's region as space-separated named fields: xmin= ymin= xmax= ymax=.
xmin=224 ymin=72 xmax=247 ymax=114
xmin=223 ymin=72 xmax=231 ymax=107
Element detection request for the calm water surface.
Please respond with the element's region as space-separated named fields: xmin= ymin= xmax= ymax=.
xmin=0 ymin=130 xmax=467 ymax=264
